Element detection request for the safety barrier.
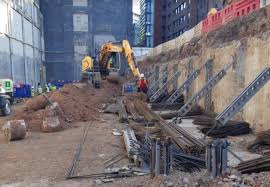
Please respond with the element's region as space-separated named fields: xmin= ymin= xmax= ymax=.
xmin=209 ymin=11 xmax=223 ymax=32
xmin=13 ymin=84 xmax=31 ymax=98
xmin=234 ymin=0 xmax=260 ymax=17
xmin=223 ymin=4 xmax=235 ymax=24
xmin=202 ymin=0 xmax=260 ymax=33
xmin=202 ymin=18 xmax=210 ymax=33
xmin=48 ymin=80 xmax=80 ymax=89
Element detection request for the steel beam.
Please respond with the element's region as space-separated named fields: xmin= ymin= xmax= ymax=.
xmin=166 ymin=60 xmax=212 ymax=104
xmin=216 ymin=67 xmax=270 ymax=126
xmin=148 ymin=67 xmax=168 ymax=96
xmin=176 ymin=62 xmax=234 ymax=118
xmin=204 ymin=59 xmax=213 ymax=113
xmin=150 ymin=71 xmax=181 ymax=103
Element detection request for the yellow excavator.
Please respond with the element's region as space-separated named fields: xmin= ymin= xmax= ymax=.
xmin=81 ymin=40 xmax=140 ymax=85
xmin=82 ymin=56 xmax=94 ymax=73
xmin=98 ymin=40 xmax=140 ymax=82
xmin=81 ymin=56 xmax=101 ymax=88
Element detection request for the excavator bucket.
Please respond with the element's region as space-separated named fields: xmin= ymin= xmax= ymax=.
xmin=107 ymin=69 xmax=119 ymax=83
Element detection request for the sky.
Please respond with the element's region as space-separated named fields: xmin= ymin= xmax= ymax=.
xmin=133 ymin=0 xmax=140 ymax=14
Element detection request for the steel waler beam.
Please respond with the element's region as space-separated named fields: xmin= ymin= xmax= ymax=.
xmin=123 ymin=128 xmax=139 ymax=163
xmin=176 ymin=61 xmax=234 ymax=118
xmin=215 ymin=67 xmax=270 ymax=126
xmin=150 ymin=71 xmax=181 ymax=103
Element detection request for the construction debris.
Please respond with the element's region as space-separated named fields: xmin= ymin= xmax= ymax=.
xmin=159 ymin=105 xmax=204 ymax=120
xmin=248 ymin=130 xmax=270 ymax=154
xmin=25 ymin=94 xmax=49 ymax=111
xmin=119 ymin=95 xmax=205 ymax=153
xmin=193 ymin=116 xmax=251 ymax=138
xmin=104 ymin=103 xmax=119 ymax=114
xmin=150 ymin=102 xmax=184 ymax=111
xmin=2 ymin=120 xmax=26 ymax=141
xmin=236 ymin=155 xmax=270 ymax=174
xmin=41 ymin=116 xmax=62 ymax=133
xmin=66 ymin=122 xmax=91 ymax=179
xmin=67 ymin=166 xmax=149 ymax=180
xmin=118 ymin=98 xmax=128 ymax=123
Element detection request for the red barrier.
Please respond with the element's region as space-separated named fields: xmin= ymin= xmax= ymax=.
xmin=202 ymin=0 xmax=260 ymax=33
xmin=234 ymin=0 xmax=260 ymax=17
xmin=209 ymin=11 xmax=223 ymax=32
xmin=202 ymin=18 xmax=210 ymax=33
xmin=223 ymin=4 xmax=235 ymax=24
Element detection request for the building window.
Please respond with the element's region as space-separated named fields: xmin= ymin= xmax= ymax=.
xmin=73 ymin=0 xmax=87 ymax=6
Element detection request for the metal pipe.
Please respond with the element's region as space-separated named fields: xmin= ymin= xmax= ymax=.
xmin=150 ymin=139 xmax=156 ymax=178
xmin=155 ymin=139 xmax=161 ymax=175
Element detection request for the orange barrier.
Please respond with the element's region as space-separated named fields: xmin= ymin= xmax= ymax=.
xmin=202 ymin=0 xmax=260 ymax=33
xmin=223 ymin=4 xmax=235 ymax=24
xmin=234 ymin=0 xmax=260 ymax=17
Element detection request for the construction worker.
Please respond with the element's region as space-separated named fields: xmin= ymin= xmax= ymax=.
xmin=38 ymin=83 xmax=43 ymax=95
xmin=31 ymin=86 xmax=35 ymax=97
xmin=138 ymin=73 xmax=148 ymax=94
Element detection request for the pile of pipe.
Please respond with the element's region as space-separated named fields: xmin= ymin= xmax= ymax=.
xmin=193 ymin=116 xmax=251 ymax=138
xmin=236 ymin=155 xmax=270 ymax=173
xmin=132 ymin=136 xmax=205 ymax=174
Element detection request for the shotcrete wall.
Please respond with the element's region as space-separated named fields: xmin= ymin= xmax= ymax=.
xmin=142 ymin=6 xmax=270 ymax=132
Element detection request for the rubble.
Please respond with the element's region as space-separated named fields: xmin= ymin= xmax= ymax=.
xmin=248 ymin=130 xmax=270 ymax=154
xmin=2 ymin=120 xmax=26 ymax=141
xmin=41 ymin=116 xmax=62 ymax=133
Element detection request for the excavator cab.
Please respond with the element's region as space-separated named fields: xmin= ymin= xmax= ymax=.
xmin=105 ymin=53 xmax=122 ymax=83
xmin=98 ymin=40 xmax=140 ymax=83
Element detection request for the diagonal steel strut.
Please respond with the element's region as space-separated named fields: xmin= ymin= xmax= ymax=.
xmin=166 ymin=60 xmax=213 ymax=104
xmin=176 ymin=61 xmax=234 ymax=118
xmin=216 ymin=67 xmax=270 ymax=126
xmin=150 ymin=71 xmax=181 ymax=103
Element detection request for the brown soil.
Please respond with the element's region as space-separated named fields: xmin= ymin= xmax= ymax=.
xmin=2 ymin=80 xmax=121 ymax=132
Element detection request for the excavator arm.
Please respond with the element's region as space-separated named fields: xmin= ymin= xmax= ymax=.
xmin=122 ymin=40 xmax=140 ymax=78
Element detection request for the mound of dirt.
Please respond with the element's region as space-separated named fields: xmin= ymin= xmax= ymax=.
xmin=8 ymin=80 xmax=121 ymax=131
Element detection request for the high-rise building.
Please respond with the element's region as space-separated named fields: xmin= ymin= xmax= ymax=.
xmin=133 ymin=13 xmax=141 ymax=46
xmin=41 ymin=0 xmax=133 ymax=81
xmin=0 ymin=0 xmax=44 ymax=86
xmin=139 ymin=0 xmax=155 ymax=47
xmin=153 ymin=0 xmax=225 ymax=46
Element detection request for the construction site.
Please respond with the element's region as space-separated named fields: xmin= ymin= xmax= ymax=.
xmin=1 ymin=0 xmax=270 ymax=186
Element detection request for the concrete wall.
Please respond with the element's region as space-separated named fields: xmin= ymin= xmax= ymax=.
xmin=145 ymin=36 xmax=270 ymax=132
xmin=0 ymin=0 xmax=44 ymax=86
